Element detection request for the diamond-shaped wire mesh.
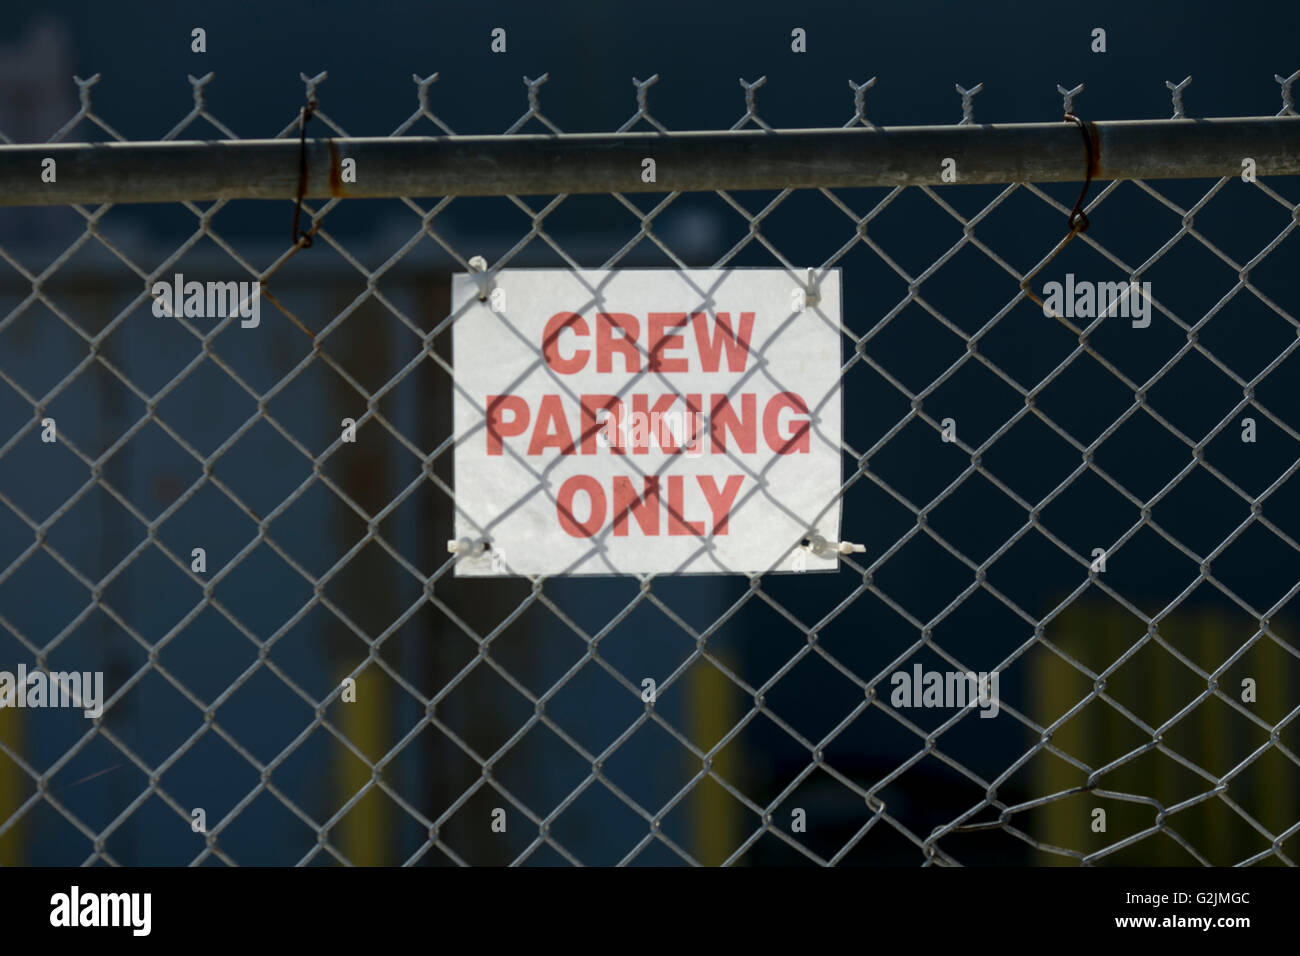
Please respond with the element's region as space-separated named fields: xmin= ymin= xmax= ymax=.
xmin=1 ymin=72 xmax=1298 ymax=866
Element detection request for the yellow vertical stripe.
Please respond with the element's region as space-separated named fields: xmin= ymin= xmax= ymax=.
xmin=689 ymin=658 xmax=737 ymax=866
xmin=1256 ymin=623 xmax=1294 ymax=860
xmin=335 ymin=667 xmax=389 ymax=865
xmin=1035 ymin=602 xmax=1296 ymax=865
xmin=1034 ymin=601 xmax=1140 ymax=861
xmin=0 ymin=702 xmax=23 ymax=865
xmin=1198 ymin=612 xmax=1229 ymax=865
xmin=1034 ymin=603 xmax=1082 ymax=862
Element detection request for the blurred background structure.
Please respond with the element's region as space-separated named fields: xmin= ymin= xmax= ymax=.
xmin=0 ymin=1 xmax=1298 ymax=865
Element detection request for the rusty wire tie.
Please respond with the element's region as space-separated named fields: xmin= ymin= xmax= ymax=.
xmin=1063 ymin=110 xmax=1095 ymax=233
xmin=1022 ymin=110 xmax=1097 ymax=318
xmin=291 ymin=95 xmax=316 ymax=249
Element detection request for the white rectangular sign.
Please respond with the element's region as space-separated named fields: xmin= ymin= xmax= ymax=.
xmin=451 ymin=268 xmax=843 ymax=576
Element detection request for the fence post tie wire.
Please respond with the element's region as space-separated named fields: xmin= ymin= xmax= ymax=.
xmin=1063 ymin=110 xmax=1094 ymax=233
xmin=292 ymin=92 xmax=317 ymax=249
xmin=1021 ymin=107 xmax=1099 ymax=318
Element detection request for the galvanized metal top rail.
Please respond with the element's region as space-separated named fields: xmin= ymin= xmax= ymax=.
xmin=1 ymin=116 xmax=1297 ymax=206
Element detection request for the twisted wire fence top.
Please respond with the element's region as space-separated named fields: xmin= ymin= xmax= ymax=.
xmin=0 ymin=71 xmax=1297 ymax=866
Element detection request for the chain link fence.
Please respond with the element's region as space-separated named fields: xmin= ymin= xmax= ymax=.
xmin=1 ymin=70 xmax=1299 ymax=866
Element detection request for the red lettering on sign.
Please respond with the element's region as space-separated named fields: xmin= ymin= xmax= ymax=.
xmin=612 ymin=476 xmax=660 ymax=536
xmin=557 ymin=475 xmax=606 ymax=537
xmin=486 ymin=394 xmax=529 ymax=455
xmin=579 ymin=395 xmax=624 ymax=455
xmin=699 ymin=474 xmax=744 ymax=535
xmin=491 ymin=391 xmax=809 ymax=458
xmin=692 ymin=311 xmax=754 ymax=372
xmin=647 ymin=313 xmax=689 ymax=372
xmin=539 ymin=310 xmax=756 ymax=375
xmin=710 ymin=394 xmax=756 ymax=454
xmin=554 ymin=473 xmax=744 ymax=538
xmin=763 ymin=391 xmax=811 ymax=454
xmin=528 ymin=394 xmax=576 ymax=455
xmin=542 ymin=312 xmax=590 ymax=374
xmin=667 ymin=475 xmax=705 ymax=536
xmin=631 ymin=393 xmax=680 ymax=453
xmin=596 ymin=313 xmax=641 ymax=373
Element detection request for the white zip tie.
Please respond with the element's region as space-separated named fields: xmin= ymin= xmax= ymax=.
xmin=803 ymin=267 xmax=821 ymax=308
xmin=468 ymin=255 xmax=493 ymax=301
xmin=804 ymin=532 xmax=865 ymax=558
xmin=447 ymin=537 xmax=491 ymax=556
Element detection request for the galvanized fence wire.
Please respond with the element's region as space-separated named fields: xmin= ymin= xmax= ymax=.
xmin=0 ymin=69 xmax=1299 ymax=866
